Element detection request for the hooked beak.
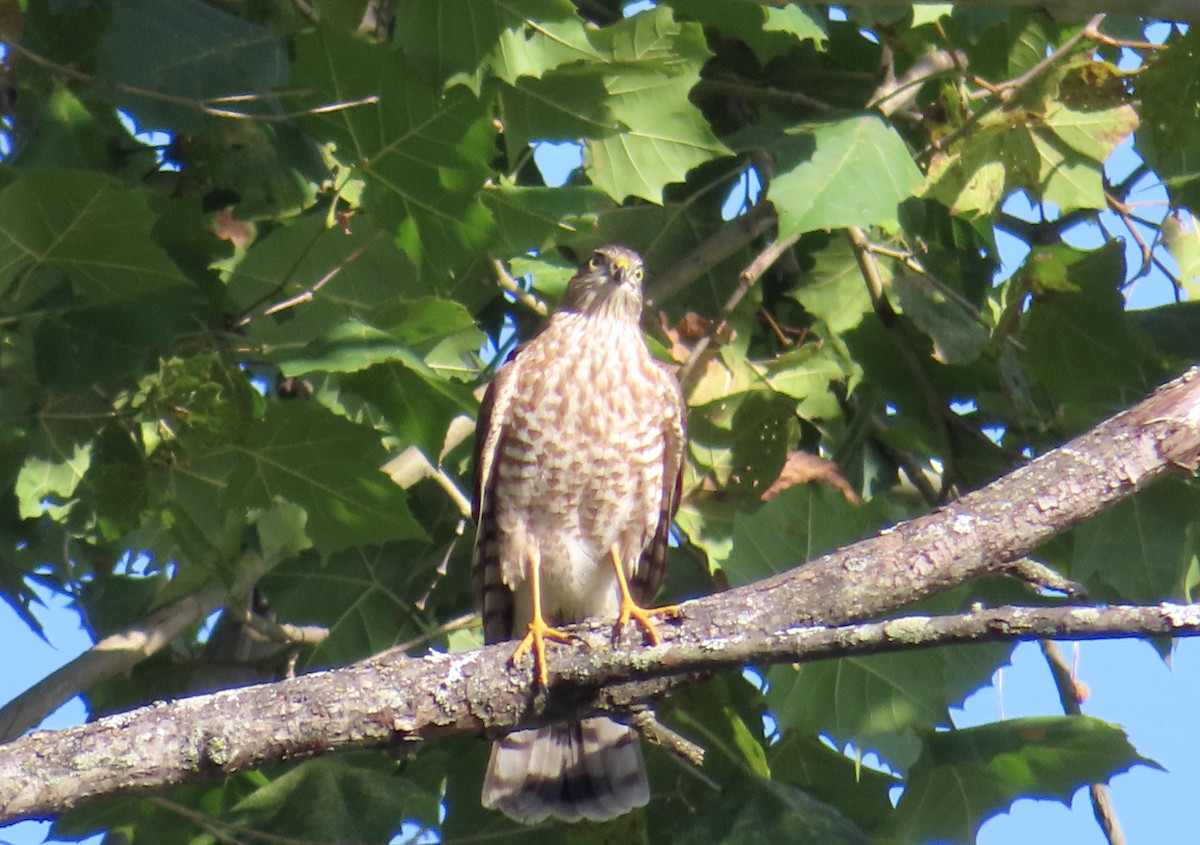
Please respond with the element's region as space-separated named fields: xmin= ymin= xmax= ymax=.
xmin=609 ymin=256 xmax=631 ymax=285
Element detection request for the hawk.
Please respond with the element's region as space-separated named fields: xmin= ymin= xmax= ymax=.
xmin=472 ymin=245 xmax=687 ymax=824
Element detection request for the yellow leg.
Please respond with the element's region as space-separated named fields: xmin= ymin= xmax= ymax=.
xmin=610 ymin=546 xmax=681 ymax=645
xmin=510 ymin=545 xmax=572 ymax=686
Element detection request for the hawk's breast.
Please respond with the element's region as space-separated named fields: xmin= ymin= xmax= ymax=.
xmin=493 ymin=312 xmax=669 ymax=622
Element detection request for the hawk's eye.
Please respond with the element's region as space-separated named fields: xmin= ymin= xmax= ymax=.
xmin=587 ymin=254 xmax=603 ymax=271
xmin=631 ymin=267 xmax=644 ymax=283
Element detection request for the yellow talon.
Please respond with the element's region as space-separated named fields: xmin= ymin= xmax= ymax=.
xmin=511 ymin=543 xmax=573 ymax=686
xmin=616 ymin=599 xmax=681 ymax=645
xmin=609 ymin=546 xmax=681 ymax=644
xmin=510 ymin=618 xmax=573 ymax=687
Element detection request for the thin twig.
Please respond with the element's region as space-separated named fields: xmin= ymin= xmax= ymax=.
xmin=647 ymin=201 xmax=777 ymax=304
xmin=1083 ymin=20 xmax=1165 ymax=52
xmin=227 ymin=601 xmax=330 ymax=647
xmin=2 ymin=38 xmax=378 ymax=122
xmin=921 ymin=14 xmax=1106 ymax=159
xmin=847 ymin=226 xmax=957 ymax=495
xmin=847 ymin=226 xmax=887 ymax=304
xmin=628 ymin=707 xmax=706 ymax=768
xmin=1040 ymin=641 xmax=1128 ymax=845
xmin=290 ymin=0 xmax=321 ymax=24
xmin=241 ymin=233 xmax=381 ymax=326
xmin=696 ymin=78 xmax=838 ymax=115
xmin=490 ymin=256 xmax=548 ymax=316
xmin=677 ymin=227 xmax=800 ymax=392
xmin=870 ymin=416 xmax=942 ymax=505
xmin=387 ymin=612 xmax=479 ymax=655
xmin=862 ymin=237 xmax=1025 ymax=352
xmin=1106 ymin=189 xmax=1157 ymax=279
xmin=1003 ymin=559 xmax=1086 ymax=598
xmin=150 ymin=797 xmax=325 ymax=845
xmin=868 ymin=48 xmax=967 ymax=116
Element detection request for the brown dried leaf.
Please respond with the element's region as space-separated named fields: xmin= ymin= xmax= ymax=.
xmin=212 ymin=206 xmax=255 ymax=249
xmin=659 ymin=311 xmax=739 ymax=365
xmin=761 ymin=450 xmax=861 ymax=504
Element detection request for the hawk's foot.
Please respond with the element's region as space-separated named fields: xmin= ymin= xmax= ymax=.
xmin=511 ymin=619 xmax=574 ymax=687
xmin=614 ymin=599 xmax=681 ymax=646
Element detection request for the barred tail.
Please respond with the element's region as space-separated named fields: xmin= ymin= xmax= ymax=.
xmin=482 ymin=717 xmax=649 ymax=824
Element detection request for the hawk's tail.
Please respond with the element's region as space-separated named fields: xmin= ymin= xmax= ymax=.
xmin=481 ymin=717 xmax=649 ymax=824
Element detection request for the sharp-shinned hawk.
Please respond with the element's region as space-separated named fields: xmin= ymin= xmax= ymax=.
xmin=472 ymin=245 xmax=686 ymax=824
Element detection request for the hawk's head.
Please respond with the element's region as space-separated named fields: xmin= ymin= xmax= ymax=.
xmin=561 ymin=244 xmax=645 ymax=320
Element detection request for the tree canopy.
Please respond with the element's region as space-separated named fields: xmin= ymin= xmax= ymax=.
xmin=2 ymin=2 xmax=1200 ymax=844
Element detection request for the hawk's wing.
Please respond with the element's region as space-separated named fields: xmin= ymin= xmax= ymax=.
xmin=629 ymin=364 xmax=686 ymax=605
xmin=472 ymin=349 xmax=523 ymax=644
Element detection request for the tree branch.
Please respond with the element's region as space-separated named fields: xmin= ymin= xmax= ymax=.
xmin=0 ymin=552 xmax=273 ymax=743
xmin=646 ymin=201 xmax=777 ymax=305
xmin=4 ymin=366 xmax=1200 ymax=822
xmin=4 ymin=601 xmax=1200 ymax=823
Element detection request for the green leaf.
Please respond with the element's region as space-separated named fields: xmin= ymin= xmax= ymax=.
xmin=264 ymin=542 xmax=441 ymax=667
xmin=1071 ymin=479 xmax=1200 ymax=603
xmin=269 ymin=296 xmax=484 ymax=380
xmin=0 ymin=170 xmax=191 ymax=304
xmin=342 ymin=359 xmax=478 ymax=460
xmin=1021 ymin=242 xmax=1163 ymax=426
xmin=923 ymin=80 xmax=1133 ymax=217
xmin=1163 ymin=211 xmax=1200 ymax=301
xmin=32 ymin=291 xmax=199 ymax=391
xmin=768 ymin=731 xmax=899 ymax=834
xmin=765 ymin=344 xmax=858 ymax=420
xmin=170 ymin=402 xmax=425 ymax=555
xmin=675 ymin=497 xmax=738 ymax=569
xmin=500 ymin=6 xmax=729 ymax=203
xmin=229 ymin=756 xmax=437 ymax=842
xmin=509 ymin=254 xmax=577 ymax=303
xmin=95 ymin=0 xmax=287 ymax=131
xmin=1132 ymin=300 xmax=1200 ymax=362
xmin=723 ymin=485 xmax=898 ymax=586
xmin=78 ymin=422 xmax=149 ymax=537
xmin=673 ymin=774 xmax=870 ymax=845
xmin=893 ymin=717 xmax=1159 ymax=845
xmin=1042 ymin=100 xmax=1139 ymax=164
xmin=15 ymin=441 xmax=91 ymax=520
xmin=922 ymin=129 xmax=1009 ymax=217
xmin=10 ymin=85 xmax=146 ymax=176
xmin=761 ymin=116 xmax=923 ymax=238
xmin=256 ymin=498 xmax=314 ymax=562
xmin=481 ymin=179 xmax=611 ymax=256
xmin=726 ymin=392 xmax=795 ymax=497
xmin=892 ymin=272 xmax=989 ymax=365
xmin=766 ymin=643 xmax=1012 ymax=768
xmin=788 ymin=236 xmax=877 ymax=334
xmin=1136 ymin=28 xmax=1200 ymax=204
xmin=1006 ymin=13 xmax=1058 ymax=80
xmin=372 ymin=297 xmax=486 ymax=376
xmin=398 ymin=0 xmax=599 ymax=91
xmin=665 ymin=0 xmax=827 ymax=64
xmin=171 ymin=121 xmax=325 ymax=220
xmin=911 ymin=4 xmax=953 ymax=28
xmin=230 ymin=214 xmax=421 ymax=351
xmin=291 ymin=27 xmax=497 ymax=284
xmin=271 ymin=319 xmax=416 ymax=376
